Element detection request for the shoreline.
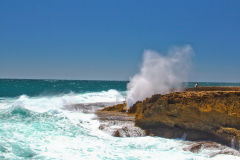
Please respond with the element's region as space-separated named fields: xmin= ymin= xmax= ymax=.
xmin=97 ymin=86 xmax=240 ymax=156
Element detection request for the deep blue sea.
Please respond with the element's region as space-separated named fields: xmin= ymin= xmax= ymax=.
xmin=0 ymin=79 xmax=240 ymax=160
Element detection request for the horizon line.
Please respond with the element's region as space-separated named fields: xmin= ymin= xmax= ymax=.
xmin=0 ymin=78 xmax=240 ymax=83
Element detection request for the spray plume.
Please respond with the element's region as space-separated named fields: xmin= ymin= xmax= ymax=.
xmin=126 ymin=45 xmax=193 ymax=108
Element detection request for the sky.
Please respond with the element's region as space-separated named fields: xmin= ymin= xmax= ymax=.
xmin=0 ymin=0 xmax=240 ymax=82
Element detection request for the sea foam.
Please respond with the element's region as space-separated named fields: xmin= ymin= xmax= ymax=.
xmin=0 ymin=90 xmax=239 ymax=159
xmin=0 ymin=89 xmax=125 ymax=113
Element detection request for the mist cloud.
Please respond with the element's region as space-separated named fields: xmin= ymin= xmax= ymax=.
xmin=126 ymin=45 xmax=193 ymax=108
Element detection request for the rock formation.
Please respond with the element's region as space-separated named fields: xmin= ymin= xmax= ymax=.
xmin=96 ymin=107 xmax=145 ymax=137
xmin=102 ymin=87 xmax=240 ymax=150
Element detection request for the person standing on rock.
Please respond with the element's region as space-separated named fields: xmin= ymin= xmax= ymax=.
xmin=194 ymin=82 xmax=199 ymax=88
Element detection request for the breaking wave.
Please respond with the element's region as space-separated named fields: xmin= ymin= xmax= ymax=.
xmin=0 ymin=90 xmax=239 ymax=160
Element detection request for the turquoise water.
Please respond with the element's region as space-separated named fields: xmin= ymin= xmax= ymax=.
xmin=1 ymin=79 xmax=240 ymax=98
xmin=0 ymin=79 xmax=127 ymax=97
xmin=0 ymin=79 xmax=240 ymax=160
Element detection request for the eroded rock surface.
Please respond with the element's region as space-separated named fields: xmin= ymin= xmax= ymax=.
xmin=101 ymin=87 xmax=240 ymax=151
xmin=127 ymin=87 xmax=240 ymax=149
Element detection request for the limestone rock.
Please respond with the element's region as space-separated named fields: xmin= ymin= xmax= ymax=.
xmin=128 ymin=87 xmax=240 ymax=149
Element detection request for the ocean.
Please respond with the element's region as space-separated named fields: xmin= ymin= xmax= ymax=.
xmin=0 ymin=79 xmax=240 ymax=160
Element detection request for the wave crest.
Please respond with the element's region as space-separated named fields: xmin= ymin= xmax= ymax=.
xmin=0 ymin=90 xmax=125 ymax=113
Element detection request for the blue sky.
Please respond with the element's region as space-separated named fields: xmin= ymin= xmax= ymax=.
xmin=0 ymin=0 xmax=240 ymax=81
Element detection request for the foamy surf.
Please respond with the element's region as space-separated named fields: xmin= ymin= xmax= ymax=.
xmin=0 ymin=89 xmax=125 ymax=112
xmin=0 ymin=90 xmax=239 ymax=160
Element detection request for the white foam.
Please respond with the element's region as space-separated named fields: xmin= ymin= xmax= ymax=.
xmin=1 ymin=90 xmax=239 ymax=159
xmin=0 ymin=89 xmax=125 ymax=113
xmin=127 ymin=45 xmax=193 ymax=108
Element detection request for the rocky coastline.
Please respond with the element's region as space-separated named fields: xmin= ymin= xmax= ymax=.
xmin=97 ymin=86 xmax=240 ymax=156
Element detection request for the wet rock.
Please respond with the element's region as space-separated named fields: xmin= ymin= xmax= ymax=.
xmin=127 ymin=87 xmax=240 ymax=148
xmin=96 ymin=110 xmax=145 ymax=137
xmin=183 ymin=141 xmax=224 ymax=153
xmin=183 ymin=141 xmax=240 ymax=157
xmin=113 ymin=130 xmax=121 ymax=137
xmin=64 ymin=102 xmax=116 ymax=113
xmin=102 ymin=103 xmax=127 ymax=112
xmin=111 ymin=126 xmax=145 ymax=137
xmin=98 ymin=124 xmax=105 ymax=130
xmin=210 ymin=149 xmax=240 ymax=157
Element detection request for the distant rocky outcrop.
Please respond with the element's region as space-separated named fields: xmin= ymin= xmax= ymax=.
xmin=102 ymin=87 xmax=240 ymax=150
